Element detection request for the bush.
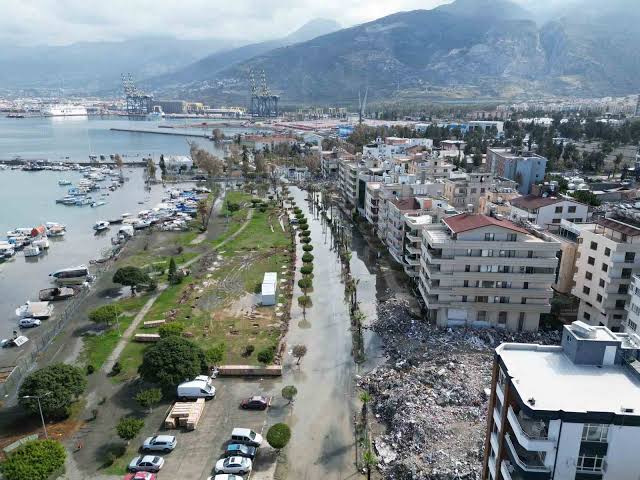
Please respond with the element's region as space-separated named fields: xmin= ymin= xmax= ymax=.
xmin=139 ymin=337 xmax=208 ymax=390
xmin=251 ymin=198 xmax=261 ymax=205
xmin=86 ymin=364 xmax=95 ymax=375
xmin=302 ymin=253 xmax=314 ymax=263
xmin=293 ymin=208 xmax=302 ymax=214
xmin=135 ymin=388 xmax=162 ymax=413
xmin=266 ymin=423 xmax=292 ymax=450
xmin=300 ymin=265 xmax=313 ymax=275
xmin=116 ymin=417 xmax=144 ymax=442
xmin=300 ymin=230 xmax=311 ymax=238
xmin=300 ymin=237 xmax=312 ymax=244
xmin=158 ymin=322 xmax=185 ymax=338
xmin=299 ymin=224 xmax=309 ymax=232
xmin=242 ymin=345 xmax=255 ymax=357
xmin=88 ymin=304 xmax=121 ymax=326
xmin=257 ymin=346 xmax=276 ymax=364
xmin=298 ymin=277 xmax=312 ymax=289
xmin=19 ymin=363 xmax=87 ymax=419
xmin=0 ymin=439 xmax=66 ymax=480
xmin=298 ymin=295 xmax=312 ymax=308
xmin=259 ymin=206 xmax=267 ymax=213
xmin=281 ymin=385 xmax=298 ymax=403
xmin=302 ymin=244 xmax=314 ymax=252
xmin=205 ymin=342 xmax=226 ymax=365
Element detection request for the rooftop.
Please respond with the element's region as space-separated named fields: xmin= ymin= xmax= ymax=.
xmin=597 ymin=217 xmax=640 ymax=237
xmin=498 ymin=343 xmax=640 ymax=415
xmin=390 ymin=197 xmax=419 ymax=210
xmin=443 ymin=213 xmax=529 ymax=235
xmin=511 ymin=195 xmax=564 ymax=210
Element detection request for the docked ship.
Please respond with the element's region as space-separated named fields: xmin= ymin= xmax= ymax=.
xmin=41 ymin=104 xmax=88 ymax=117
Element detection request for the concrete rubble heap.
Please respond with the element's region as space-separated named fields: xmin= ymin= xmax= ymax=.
xmin=359 ymin=298 xmax=560 ymax=480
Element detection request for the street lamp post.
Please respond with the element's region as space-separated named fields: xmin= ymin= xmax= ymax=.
xmin=21 ymin=392 xmax=51 ymax=439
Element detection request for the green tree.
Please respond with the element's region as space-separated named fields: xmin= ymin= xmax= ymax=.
xmin=292 ymin=344 xmax=307 ymax=365
xmin=116 ymin=417 xmax=144 ymax=443
xmin=205 ymin=342 xmax=226 ymax=365
xmin=167 ymin=257 xmax=180 ymax=284
xmin=19 ymin=364 xmax=86 ymax=419
xmin=113 ymin=266 xmax=150 ymax=296
xmin=88 ymin=304 xmax=121 ymax=326
xmin=158 ymin=322 xmax=185 ymax=338
xmin=138 ymin=337 xmax=208 ymax=390
xmin=281 ymin=385 xmax=298 ymax=404
xmin=257 ymin=347 xmax=275 ymax=364
xmin=613 ymin=152 xmax=624 ymax=177
xmin=360 ymin=391 xmax=372 ymax=426
xmin=135 ymin=388 xmax=162 ymax=413
xmin=266 ymin=423 xmax=291 ymax=451
xmin=0 ymin=439 xmax=66 ymax=480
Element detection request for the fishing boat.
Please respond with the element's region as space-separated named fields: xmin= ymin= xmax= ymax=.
xmin=49 ymin=265 xmax=90 ymax=285
xmin=133 ymin=219 xmax=151 ymax=230
xmin=75 ymin=197 xmax=92 ymax=206
xmin=23 ymin=245 xmax=41 ymax=257
xmin=58 ymin=180 xmax=72 ymax=186
xmin=93 ymin=220 xmax=110 ymax=231
xmin=32 ymin=237 xmax=49 ymax=249
xmin=0 ymin=241 xmax=15 ymax=259
xmin=107 ymin=217 xmax=123 ymax=224
xmin=45 ymin=222 xmax=66 ymax=231
xmin=38 ymin=287 xmax=76 ymax=301
xmin=90 ymin=201 xmax=105 ymax=207
xmin=7 ymin=228 xmax=31 ymax=238
xmin=15 ymin=301 xmax=53 ymax=319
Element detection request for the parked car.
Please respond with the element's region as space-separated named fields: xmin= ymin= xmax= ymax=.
xmin=128 ymin=455 xmax=164 ymax=473
xmin=230 ymin=428 xmax=263 ymax=447
xmin=142 ymin=435 xmax=176 ymax=453
xmin=214 ymin=456 xmax=252 ymax=475
xmin=18 ymin=318 xmax=41 ymax=328
xmin=124 ymin=472 xmax=156 ymax=480
xmin=225 ymin=443 xmax=257 ymax=460
xmin=207 ymin=475 xmax=243 ymax=480
xmin=240 ymin=396 xmax=270 ymax=410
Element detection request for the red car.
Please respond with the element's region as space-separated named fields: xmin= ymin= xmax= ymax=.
xmin=124 ymin=472 xmax=156 ymax=480
xmin=240 ymin=395 xmax=270 ymax=410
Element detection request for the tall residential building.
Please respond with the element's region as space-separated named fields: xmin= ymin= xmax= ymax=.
xmin=572 ymin=217 xmax=640 ymax=331
xmin=625 ymin=274 xmax=640 ymax=334
xmin=337 ymin=160 xmax=362 ymax=210
xmin=419 ymin=213 xmax=559 ymax=331
xmin=487 ymin=148 xmax=548 ymax=194
xmin=483 ymin=321 xmax=640 ymax=480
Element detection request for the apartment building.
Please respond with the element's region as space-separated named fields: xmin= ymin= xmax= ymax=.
xmin=320 ymin=149 xmax=354 ymax=179
xmin=510 ymin=195 xmax=589 ymax=227
xmin=338 ymin=160 xmax=362 ymax=209
xmin=419 ymin=213 xmax=559 ymax=331
xmin=487 ymin=148 xmax=548 ymax=194
xmin=363 ymin=136 xmax=432 ymax=160
xmin=478 ymin=187 xmax=521 ymax=217
xmin=443 ymin=172 xmax=494 ymax=211
xmin=483 ymin=321 xmax=640 ymax=480
xmin=408 ymin=152 xmax=455 ymax=181
xmin=572 ymin=217 xmax=640 ymax=331
xmin=625 ymin=274 xmax=640 ymax=334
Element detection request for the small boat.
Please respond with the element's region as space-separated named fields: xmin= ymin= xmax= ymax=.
xmin=133 ymin=219 xmax=151 ymax=230
xmin=15 ymin=301 xmax=53 ymax=319
xmin=93 ymin=220 xmax=110 ymax=231
xmin=107 ymin=217 xmax=123 ymax=224
xmin=50 ymin=264 xmax=90 ymax=285
xmin=45 ymin=222 xmax=66 ymax=231
xmin=23 ymin=245 xmax=41 ymax=257
xmin=58 ymin=180 xmax=72 ymax=186
xmin=39 ymin=287 xmax=76 ymax=301
xmin=32 ymin=237 xmax=49 ymax=249
xmin=47 ymin=226 xmax=65 ymax=237
xmin=75 ymin=197 xmax=92 ymax=206
xmin=0 ymin=241 xmax=15 ymax=259
xmin=91 ymin=201 xmax=105 ymax=207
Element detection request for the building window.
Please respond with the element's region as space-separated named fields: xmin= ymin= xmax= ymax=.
xmin=597 ymin=294 xmax=603 ymax=303
xmin=628 ymin=320 xmax=638 ymax=332
xmin=576 ymin=455 xmax=605 ymax=472
xmin=625 ymin=252 xmax=636 ymax=263
xmin=590 ymin=241 xmax=598 ymax=250
xmin=583 ymin=286 xmax=590 ymax=295
xmin=476 ymin=296 xmax=488 ymax=303
xmin=618 ymin=284 xmax=629 ymax=294
xmin=521 ymin=298 xmax=527 ymax=304
xmin=523 ymin=282 xmax=529 ymax=289
xmin=506 ymin=233 xmax=517 ymax=241
xmin=601 ymin=263 xmax=608 ymax=272
xmin=477 ymin=311 xmax=487 ymax=322
xmin=555 ymin=206 xmax=563 ymax=213
xmin=485 ymin=233 xmax=495 ymax=241
xmin=552 ymin=218 xmax=561 ymax=224
xmin=584 ymin=312 xmax=591 ymax=320
xmin=599 ymin=279 xmax=605 ymax=288
xmin=604 ymin=247 xmax=611 ymax=257
xmin=616 ymin=300 xmax=626 ymax=309
xmin=622 ymin=268 xmax=632 ymax=279
xmin=465 ymin=265 xmax=470 ymax=272
xmin=498 ymin=312 xmax=508 ymax=324
xmin=585 ymin=272 xmax=593 ymax=281
xmin=568 ymin=206 xmax=577 ymax=213
xmin=582 ymin=424 xmax=609 ymax=443
xmin=588 ymin=256 xmax=595 ymax=266
xmin=461 ymin=296 xmax=467 ymax=302
xmin=463 ymin=280 xmax=469 ymax=287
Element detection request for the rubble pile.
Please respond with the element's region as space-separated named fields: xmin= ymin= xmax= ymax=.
xmin=361 ymin=298 xmax=561 ymax=479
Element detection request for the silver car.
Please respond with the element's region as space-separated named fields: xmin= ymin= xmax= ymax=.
xmin=142 ymin=435 xmax=176 ymax=453
xmin=214 ymin=456 xmax=252 ymax=475
xmin=128 ymin=455 xmax=165 ymax=473
xmin=18 ymin=318 xmax=41 ymax=328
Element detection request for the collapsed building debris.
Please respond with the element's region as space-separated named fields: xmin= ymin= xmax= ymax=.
xmin=360 ymin=298 xmax=561 ymax=480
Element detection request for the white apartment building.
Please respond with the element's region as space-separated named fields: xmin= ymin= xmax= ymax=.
xmin=484 ymin=321 xmax=640 ymax=480
xmin=419 ymin=213 xmax=559 ymax=331
xmin=510 ymin=195 xmax=590 ymax=227
xmin=572 ymin=217 xmax=640 ymax=332
xmin=363 ymin=137 xmax=432 ymax=161
xmin=338 ymin=160 xmax=361 ymax=209
xmin=625 ymin=274 xmax=640 ymax=334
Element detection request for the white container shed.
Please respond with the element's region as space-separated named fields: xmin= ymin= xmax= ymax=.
xmin=261 ymin=272 xmax=278 ymax=306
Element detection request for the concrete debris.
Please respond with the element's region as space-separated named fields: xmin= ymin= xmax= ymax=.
xmin=360 ymin=298 xmax=561 ymax=480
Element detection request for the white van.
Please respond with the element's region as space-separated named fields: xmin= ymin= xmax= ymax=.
xmin=230 ymin=428 xmax=263 ymax=447
xmin=176 ymin=378 xmax=216 ymax=400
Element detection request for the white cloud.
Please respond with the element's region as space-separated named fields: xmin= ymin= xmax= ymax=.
xmin=1 ymin=0 xmax=450 ymax=46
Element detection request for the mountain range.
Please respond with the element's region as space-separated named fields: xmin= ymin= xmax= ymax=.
xmin=153 ymin=0 xmax=640 ymax=104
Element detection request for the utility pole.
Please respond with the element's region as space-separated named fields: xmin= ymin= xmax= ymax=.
xmin=21 ymin=392 xmax=51 ymax=439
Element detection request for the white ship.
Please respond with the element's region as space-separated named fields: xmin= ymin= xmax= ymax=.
xmin=41 ymin=104 xmax=88 ymax=117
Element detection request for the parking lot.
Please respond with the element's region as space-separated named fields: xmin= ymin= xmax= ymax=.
xmin=153 ymin=376 xmax=287 ymax=480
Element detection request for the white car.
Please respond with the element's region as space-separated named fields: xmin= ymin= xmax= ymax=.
xmin=18 ymin=318 xmax=41 ymax=328
xmin=214 ymin=456 xmax=252 ymax=475
xmin=142 ymin=435 xmax=176 ymax=452
xmin=128 ymin=455 xmax=165 ymax=473
xmin=207 ymin=475 xmax=244 ymax=480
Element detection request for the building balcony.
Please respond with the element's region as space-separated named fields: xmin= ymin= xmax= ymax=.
xmin=507 ymin=407 xmax=555 ymax=454
xmin=406 ymin=233 xmax=422 ymax=244
xmin=493 ymin=406 xmax=502 ymax=431
xmin=403 ymin=265 xmax=419 ymax=278
xmin=406 ymin=245 xmax=421 ymax=255
xmin=505 ymin=433 xmax=551 ymax=476
xmin=404 ymin=256 xmax=420 ymax=267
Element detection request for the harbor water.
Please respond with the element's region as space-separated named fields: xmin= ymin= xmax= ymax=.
xmin=0 ymin=116 xmax=257 ymax=340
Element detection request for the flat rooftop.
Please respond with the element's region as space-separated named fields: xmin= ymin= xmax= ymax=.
xmin=498 ymin=343 xmax=640 ymax=415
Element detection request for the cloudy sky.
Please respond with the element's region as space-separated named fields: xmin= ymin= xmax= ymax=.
xmin=3 ymin=0 xmax=568 ymax=47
